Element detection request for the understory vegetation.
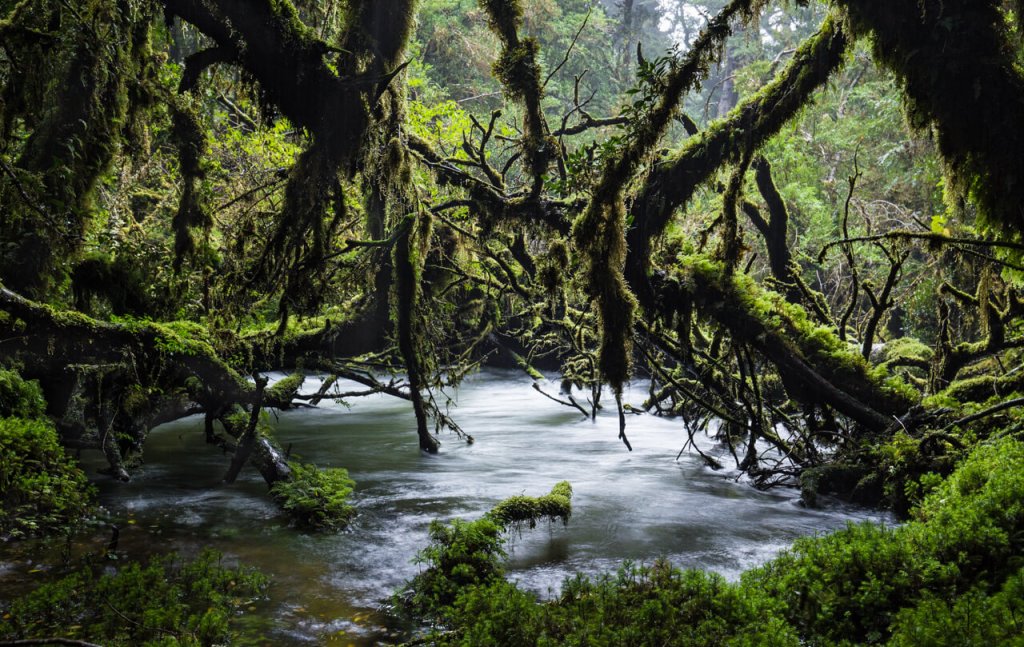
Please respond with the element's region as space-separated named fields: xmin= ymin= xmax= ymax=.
xmin=0 ymin=550 xmax=269 ymax=645
xmin=398 ymin=439 xmax=1024 ymax=646
xmin=0 ymin=369 xmax=95 ymax=540
xmin=3 ymin=0 xmax=1024 ymax=643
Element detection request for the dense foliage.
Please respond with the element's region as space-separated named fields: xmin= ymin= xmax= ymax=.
xmin=0 ymin=550 xmax=269 ymax=646
xmin=0 ymin=369 xmax=95 ymax=539
xmin=268 ymin=462 xmax=356 ymax=530
xmin=3 ymin=0 xmax=1024 ymax=643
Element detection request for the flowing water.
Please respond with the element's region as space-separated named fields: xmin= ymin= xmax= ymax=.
xmin=3 ymin=370 xmax=889 ymax=644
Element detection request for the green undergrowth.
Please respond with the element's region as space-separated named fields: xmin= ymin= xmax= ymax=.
xmin=1 ymin=368 xmax=95 ymax=540
xmin=269 ymin=462 xmax=356 ymax=530
xmin=398 ymin=440 xmax=1024 ymax=646
xmin=396 ymin=482 xmax=574 ymax=618
xmin=0 ymin=549 xmax=269 ymax=646
xmin=0 ymin=368 xmax=46 ymax=418
xmin=801 ymin=428 xmax=968 ymax=514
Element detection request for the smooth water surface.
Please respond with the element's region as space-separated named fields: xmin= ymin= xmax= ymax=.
xmin=6 ymin=370 xmax=889 ymax=644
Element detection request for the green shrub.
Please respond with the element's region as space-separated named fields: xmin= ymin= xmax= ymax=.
xmin=0 ymin=417 xmax=95 ymax=539
xmin=0 ymin=550 xmax=268 ymax=646
xmin=400 ymin=517 xmax=507 ymax=618
xmin=445 ymin=563 xmax=797 ymax=647
xmin=399 ymin=482 xmax=576 ymax=621
xmin=747 ymin=437 xmax=1024 ymax=644
xmin=888 ymin=567 xmax=1024 ymax=646
xmin=269 ymin=462 xmax=356 ymax=530
xmin=0 ymin=368 xmax=46 ymax=418
xmin=399 ymin=443 xmax=1024 ymax=646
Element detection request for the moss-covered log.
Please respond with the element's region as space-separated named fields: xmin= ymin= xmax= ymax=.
xmin=487 ymin=480 xmax=573 ymax=529
xmin=0 ymin=286 xmax=296 ymax=482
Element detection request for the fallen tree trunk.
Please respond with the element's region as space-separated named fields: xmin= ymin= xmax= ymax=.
xmin=0 ymin=286 xmax=296 ymax=483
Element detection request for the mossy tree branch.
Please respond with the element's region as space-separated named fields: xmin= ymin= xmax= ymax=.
xmin=627 ymin=13 xmax=848 ymax=309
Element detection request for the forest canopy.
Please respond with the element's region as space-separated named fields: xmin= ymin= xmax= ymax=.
xmin=0 ymin=0 xmax=1023 ymax=507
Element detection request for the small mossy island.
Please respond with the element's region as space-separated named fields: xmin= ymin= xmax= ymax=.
xmin=4 ymin=0 xmax=1024 ymax=643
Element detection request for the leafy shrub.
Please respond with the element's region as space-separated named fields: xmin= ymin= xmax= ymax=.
xmin=0 ymin=368 xmax=46 ymax=418
xmin=443 ymin=563 xmax=798 ymax=647
xmin=400 ymin=517 xmax=507 ymax=618
xmin=398 ymin=482 xmax=575 ymax=621
xmin=747 ymin=437 xmax=1024 ymax=644
xmin=0 ymin=417 xmax=95 ymax=539
xmin=0 ymin=550 xmax=268 ymax=646
xmin=269 ymin=462 xmax=356 ymax=530
xmin=888 ymin=567 xmax=1024 ymax=646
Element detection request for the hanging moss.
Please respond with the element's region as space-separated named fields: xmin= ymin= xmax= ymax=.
xmin=170 ymin=98 xmax=213 ymax=268
xmin=573 ymin=198 xmax=638 ymax=393
xmin=71 ymin=251 xmax=149 ymax=316
xmin=394 ymin=211 xmax=440 ymax=452
xmin=477 ymin=0 xmax=552 ymax=190
xmin=839 ymin=0 xmax=1024 ymax=236
xmin=0 ymin=0 xmax=158 ymax=297
xmin=569 ymin=0 xmax=777 ymax=392
xmin=628 ymin=13 xmax=847 ymax=308
xmin=341 ymin=1 xmax=419 ymax=72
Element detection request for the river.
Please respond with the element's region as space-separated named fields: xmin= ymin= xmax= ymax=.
xmin=4 ymin=369 xmax=889 ymax=644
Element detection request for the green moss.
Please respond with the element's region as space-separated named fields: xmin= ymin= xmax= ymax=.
xmin=265 ymin=372 xmax=305 ymax=403
xmin=487 ymin=480 xmax=573 ymax=529
xmin=491 ymin=39 xmax=542 ymax=102
xmin=885 ymin=337 xmax=934 ymax=362
xmin=678 ymin=253 xmax=917 ymax=411
xmin=120 ymin=384 xmax=150 ymax=417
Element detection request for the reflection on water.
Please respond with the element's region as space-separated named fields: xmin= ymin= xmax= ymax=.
xmin=2 ymin=370 xmax=890 ymax=644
